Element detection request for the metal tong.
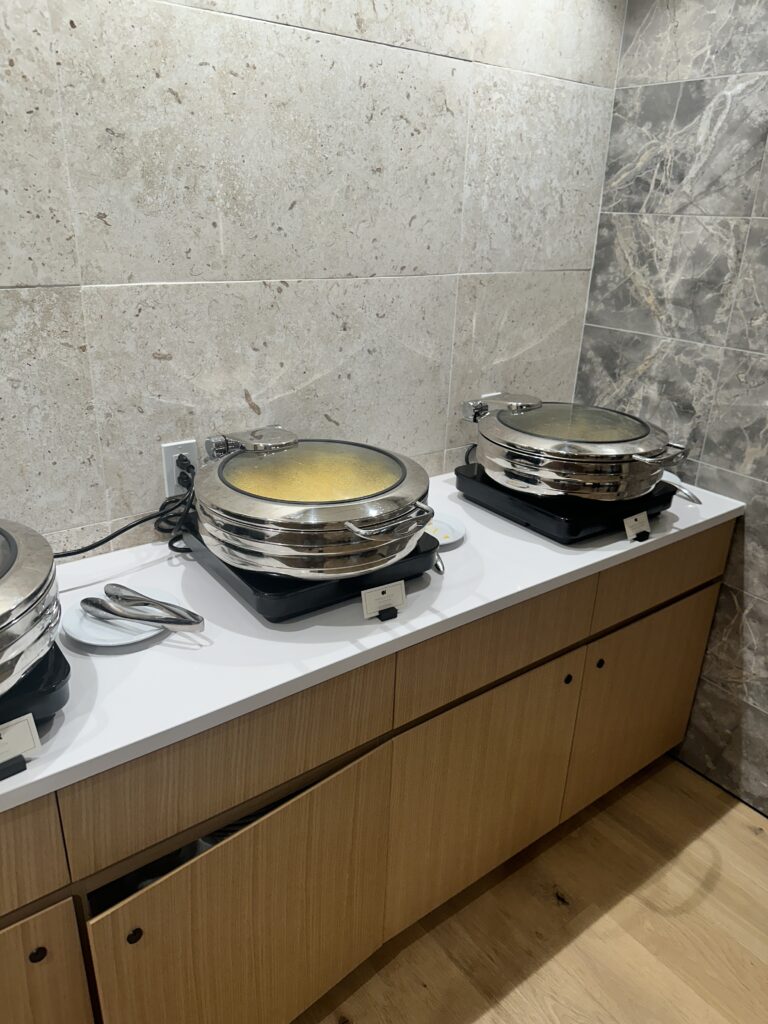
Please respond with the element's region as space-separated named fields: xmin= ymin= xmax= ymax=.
xmin=81 ymin=584 xmax=205 ymax=633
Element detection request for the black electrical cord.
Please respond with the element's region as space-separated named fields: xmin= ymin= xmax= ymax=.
xmin=53 ymin=457 xmax=197 ymax=559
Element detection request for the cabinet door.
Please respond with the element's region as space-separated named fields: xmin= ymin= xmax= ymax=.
xmin=385 ymin=650 xmax=585 ymax=938
xmin=0 ymin=900 xmax=93 ymax=1024
xmin=562 ymin=585 xmax=719 ymax=821
xmin=0 ymin=795 xmax=70 ymax=917
xmin=394 ymin=576 xmax=595 ymax=726
xmin=88 ymin=745 xmax=391 ymax=1024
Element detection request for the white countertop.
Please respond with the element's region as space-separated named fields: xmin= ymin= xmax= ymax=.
xmin=0 ymin=474 xmax=743 ymax=813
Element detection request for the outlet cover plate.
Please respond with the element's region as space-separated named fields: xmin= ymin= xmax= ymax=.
xmin=161 ymin=439 xmax=198 ymax=497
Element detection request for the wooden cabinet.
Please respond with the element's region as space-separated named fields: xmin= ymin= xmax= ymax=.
xmin=87 ymin=745 xmax=391 ymax=1024
xmin=394 ymin=576 xmax=596 ymax=726
xmin=385 ymin=650 xmax=585 ymax=938
xmin=591 ymin=522 xmax=733 ymax=633
xmin=0 ymin=795 xmax=70 ymax=917
xmin=561 ymin=584 xmax=720 ymax=820
xmin=0 ymin=900 xmax=93 ymax=1024
xmin=59 ymin=657 xmax=395 ymax=878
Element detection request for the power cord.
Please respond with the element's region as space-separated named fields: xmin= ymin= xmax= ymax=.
xmin=53 ymin=455 xmax=197 ymax=559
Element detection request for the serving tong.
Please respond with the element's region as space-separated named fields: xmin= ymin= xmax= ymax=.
xmin=81 ymin=584 xmax=205 ymax=633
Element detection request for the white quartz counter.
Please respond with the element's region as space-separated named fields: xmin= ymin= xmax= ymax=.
xmin=0 ymin=474 xmax=743 ymax=813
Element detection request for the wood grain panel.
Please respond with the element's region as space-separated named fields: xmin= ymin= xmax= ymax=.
xmin=591 ymin=522 xmax=733 ymax=634
xmin=394 ymin=576 xmax=597 ymax=727
xmin=0 ymin=900 xmax=93 ymax=1024
xmin=88 ymin=745 xmax=391 ymax=1024
xmin=0 ymin=795 xmax=70 ymax=917
xmin=562 ymin=585 xmax=720 ymax=820
xmin=385 ymin=649 xmax=585 ymax=938
xmin=59 ymin=657 xmax=395 ymax=879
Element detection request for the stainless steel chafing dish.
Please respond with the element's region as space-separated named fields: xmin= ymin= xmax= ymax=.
xmin=0 ymin=520 xmax=61 ymax=697
xmin=194 ymin=427 xmax=434 ymax=579
xmin=462 ymin=393 xmax=691 ymax=502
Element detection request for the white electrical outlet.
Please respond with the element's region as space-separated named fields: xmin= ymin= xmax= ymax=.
xmin=161 ymin=439 xmax=198 ymax=497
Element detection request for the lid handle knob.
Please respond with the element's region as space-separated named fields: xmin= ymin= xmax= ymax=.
xmin=204 ymin=426 xmax=299 ymax=460
xmin=461 ymin=393 xmax=542 ymax=422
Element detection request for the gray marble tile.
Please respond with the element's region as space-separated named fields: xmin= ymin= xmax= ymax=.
xmin=587 ymin=214 xmax=749 ymax=345
xmin=44 ymin=520 xmax=113 ymax=563
xmin=462 ymin=67 xmax=613 ymax=273
xmin=756 ymin=154 xmax=768 ymax=218
xmin=619 ymin=0 xmax=768 ymax=87
xmin=82 ymin=276 xmax=456 ymax=516
xmin=0 ymin=288 xmax=106 ymax=534
xmin=447 ymin=271 xmax=590 ymax=447
xmin=697 ymin=465 xmax=768 ymax=603
xmin=0 ymin=0 xmax=79 ymax=286
xmin=702 ymin=349 xmax=768 ymax=480
xmin=604 ymin=76 xmax=768 ymax=216
xmin=728 ymin=219 xmax=768 ymax=352
xmin=163 ymin=0 xmax=475 ymax=60
xmin=680 ymin=676 xmax=768 ymax=816
xmin=576 ymin=325 xmax=722 ymax=460
xmin=413 ymin=451 xmax=445 ymax=478
xmin=699 ymin=584 xmax=768 ymax=715
xmin=51 ymin=0 xmax=468 ymax=283
xmin=469 ymin=0 xmax=626 ymax=88
xmin=163 ymin=0 xmax=626 ymax=86
xmin=443 ymin=447 xmax=469 ymax=473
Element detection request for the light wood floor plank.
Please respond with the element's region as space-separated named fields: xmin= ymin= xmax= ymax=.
xmin=293 ymin=759 xmax=768 ymax=1024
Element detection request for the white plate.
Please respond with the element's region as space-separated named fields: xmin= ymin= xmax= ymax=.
xmin=425 ymin=515 xmax=466 ymax=550
xmin=61 ymin=588 xmax=178 ymax=648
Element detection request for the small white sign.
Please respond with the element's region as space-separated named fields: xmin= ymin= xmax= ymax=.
xmin=0 ymin=713 xmax=41 ymax=763
xmin=624 ymin=511 xmax=651 ymax=543
xmin=361 ymin=580 xmax=407 ymax=620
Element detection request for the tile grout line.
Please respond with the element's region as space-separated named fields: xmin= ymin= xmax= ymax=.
xmin=46 ymin=0 xmax=112 ymax=527
xmin=617 ymin=68 xmax=768 ymax=89
xmin=699 ymin=672 xmax=768 ymax=719
xmin=573 ymin=0 xmax=631 ymax=403
xmin=582 ymin=321 xmax=767 ymax=358
xmin=152 ymin=0 xmax=616 ymax=93
xmin=442 ymin=67 xmax=476 ymax=459
xmin=749 ymin=135 xmax=768 ymax=220
xmin=0 ymin=268 xmax=596 ymax=291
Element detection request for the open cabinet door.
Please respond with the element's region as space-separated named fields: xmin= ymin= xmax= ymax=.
xmin=88 ymin=744 xmax=392 ymax=1024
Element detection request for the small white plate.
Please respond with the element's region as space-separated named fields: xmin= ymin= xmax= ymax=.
xmin=425 ymin=516 xmax=466 ymax=550
xmin=61 ymin=588 xmax=177 ymax=648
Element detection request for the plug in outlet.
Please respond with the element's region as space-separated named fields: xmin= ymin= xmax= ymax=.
xmin=161 ymin=439 xmax=198 ymax=497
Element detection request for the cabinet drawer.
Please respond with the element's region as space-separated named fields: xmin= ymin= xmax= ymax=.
xmin=0 ymin=795 xmax=70 ymax=917
xmin=386 ymin=649 xmax=585 ymax=938
xmin=394 ymin=576 xmax=597 ymax=726
xmin=591 ymin=522 xmax=733 ymax=634
xmin=0 ymin=900 xmax=93 ymax=1024
xmin=88 ymin=746 xmax=391 ymax=1024
xmin=562 ymin=585 xmax=720 ymax=820
xmin=59 ymin=657 xmax=395 ymax=879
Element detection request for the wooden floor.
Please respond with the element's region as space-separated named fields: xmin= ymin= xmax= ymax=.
xmin=295 ymin=759 xmax=768 ymax=1024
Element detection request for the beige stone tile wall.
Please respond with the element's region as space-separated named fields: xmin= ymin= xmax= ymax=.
xmin=0 ymin=0 xmax=626 ymax=555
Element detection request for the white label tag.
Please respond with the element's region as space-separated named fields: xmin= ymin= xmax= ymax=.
xmin=361 ymin=580 xmax=407 ymax=620
xmin=0 ymin=714 xmax=41 ymax=763
xmin=624 ymin=511 xmax=651 ymax=542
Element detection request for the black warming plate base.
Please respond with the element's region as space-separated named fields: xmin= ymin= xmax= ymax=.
xmin=454 ymin=463 xmax=676 ymax=545
xmin=183 ymin=523 xmax=439 ymax=622
xmin=0 ymin=641 xmax=71 ymax=727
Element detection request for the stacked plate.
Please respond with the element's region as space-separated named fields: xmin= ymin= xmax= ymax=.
xmin=0 ymin=520 xmax=61 ymax=698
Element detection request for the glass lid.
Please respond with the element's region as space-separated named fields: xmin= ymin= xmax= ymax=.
xmin=0 ymin=530 xmax=16 ymax=581
xmin=219 ymin=439 xmax=406 ymax=504
xmin=498 ymin=402 xmax=649 ymax=444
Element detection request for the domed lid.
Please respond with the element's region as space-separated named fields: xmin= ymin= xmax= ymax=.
xmin=219 ymin=439 xmax=406 ymax=505
xmin=497 ymin=402 xmax=649 ymax=444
